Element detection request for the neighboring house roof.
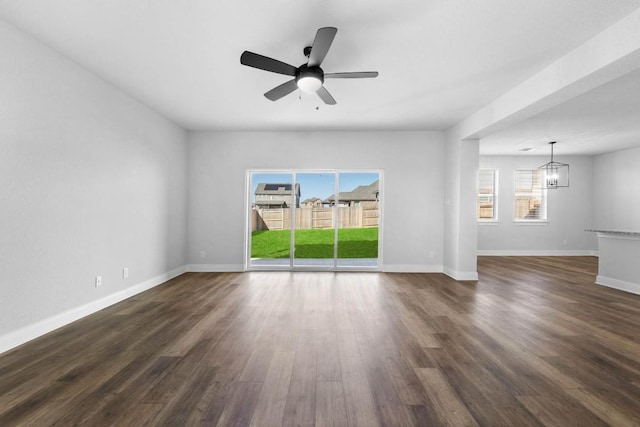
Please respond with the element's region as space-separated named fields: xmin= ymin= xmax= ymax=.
xmin=255 ymin=183 xmax=300 ymax=196
xmin=325 ymin=180 xmax=379 ymax=203
xmin=302 ymin=197 xmax=322 ymax=204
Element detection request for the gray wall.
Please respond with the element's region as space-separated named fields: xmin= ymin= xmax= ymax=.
xmin=478 ymin=155 xmax=596 ymax=254
xmin=187 ymin=131 xmax=445 ymax=272
xmin=0 ymin=20 xmax=187 ymax=339
xmin=592 ymin=146 xmax=640 ymax=231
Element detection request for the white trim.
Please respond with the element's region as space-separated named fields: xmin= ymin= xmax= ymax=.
xmin=382 ymin=264 xmax=443 ymax=273
xmin=478 ymin=250 xmax=598 ymax=256
xmin=188 ymin=264 xmax=244 ymax=272
xmin=243 ymin=171 xmax=250 ymax=271
xmin=0 ymin=266 xmax=186 ymax=356
xmin=513 ymin=221 xmax=549 ymax=225
xmin=443 ymin=267 xmax=479 ymax=281
xmin=596 ymin=275 xmax=640 ymax=296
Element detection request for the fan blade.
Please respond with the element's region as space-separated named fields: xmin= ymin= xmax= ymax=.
xmin=264 ymin=79 xmax=298 ymax=101
xmin=316 ymin=86 xmax=336 ymax=105
xmin=308 ymin=27 xmax=337 ymax=67
xmin=241 ymin=51 xmax=297 ymax=76
xmin=324 ymin=71 xmax=379 ymax=79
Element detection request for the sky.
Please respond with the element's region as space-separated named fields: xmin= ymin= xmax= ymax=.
xmin=250 ymin=172 xmax=379 ymax=202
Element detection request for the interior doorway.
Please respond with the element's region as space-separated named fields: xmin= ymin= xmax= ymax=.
xmin=247 ymin=170 xmax=382 ymax=271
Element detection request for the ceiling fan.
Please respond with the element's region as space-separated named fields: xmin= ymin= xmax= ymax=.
xmin=240 ymin=27 xmax=378 ymax=105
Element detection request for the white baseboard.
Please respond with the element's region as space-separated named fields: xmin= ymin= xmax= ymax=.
xmin=187 ymin=264 xmax=244 ymax=272
xmin=382 ymin=264 xmax=443 ymax=273
xmin=478 ymin=250 xmax=598 ymax=256
xmin=443 ymin=267 xmax=479 ymax=281
xmin=596 ymin=275 xmax=640 ymax=296
xmin=0 ymin=265 xmax=187 ymax=356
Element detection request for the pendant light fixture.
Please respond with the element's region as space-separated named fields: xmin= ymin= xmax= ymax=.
xmin=539 ymin=141 xmax=569 ymax=189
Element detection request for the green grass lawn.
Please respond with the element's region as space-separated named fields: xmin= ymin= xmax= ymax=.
xmin=251 ymin=227 xmax=378 ymax=259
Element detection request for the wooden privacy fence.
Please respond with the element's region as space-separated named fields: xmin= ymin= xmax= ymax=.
xmin=252 ymin=202 xmax=379 ymax=231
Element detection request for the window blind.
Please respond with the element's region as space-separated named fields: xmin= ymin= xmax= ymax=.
xmin=514 ymin=170 xmax=546 ymax=221
xmin=477 ymin=169 xmax=497 ymax=220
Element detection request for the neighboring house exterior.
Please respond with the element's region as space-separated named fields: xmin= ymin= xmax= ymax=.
xmin=301 ymin=197 xmax=323 ymax=207
xmin=254 ymin=183 xmax=301 ymax=209
xmin=325 ymin=180 xmax=379 ymax=207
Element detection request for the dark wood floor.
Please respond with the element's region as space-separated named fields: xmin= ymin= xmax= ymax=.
xmin=1 ymin=257 xmax=640 ymax=426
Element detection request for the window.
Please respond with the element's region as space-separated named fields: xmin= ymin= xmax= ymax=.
xmin=514 ymin=170 xmax=546 ymax=221
xmin=477 ymin=169 xmax=498 ymax=221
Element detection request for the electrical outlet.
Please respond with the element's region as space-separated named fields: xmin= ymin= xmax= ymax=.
xmin=95 ymin=276 xmax=102 ymax=287
xmin=123 ymin=268 xmax=129 ymax=278
xmin=200 ymin=250 xmax=206 ymax=258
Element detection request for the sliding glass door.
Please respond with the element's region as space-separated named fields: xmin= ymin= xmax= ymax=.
xmin=336 ymin=172 xmax=380 ymax=268
xmin=248 ymin=170 xmax=381 ymax=270
xmin=249 ymin=172 xmax=293 ymax=268
xmin=293 ymin=172 xmax=336 ymax=267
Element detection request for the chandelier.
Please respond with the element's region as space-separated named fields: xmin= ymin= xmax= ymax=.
xmin=539 ymin=141 xmax=569 ymax=189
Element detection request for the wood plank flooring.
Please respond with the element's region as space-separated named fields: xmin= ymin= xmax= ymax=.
xmin=1 ymin=256 xmax=640 ymax=426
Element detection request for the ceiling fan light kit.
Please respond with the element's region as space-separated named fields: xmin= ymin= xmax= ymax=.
xmin=240 ymin=27 xmax=378 ymax=105
xmin=296 ymin=65 xmax=324 ymax=93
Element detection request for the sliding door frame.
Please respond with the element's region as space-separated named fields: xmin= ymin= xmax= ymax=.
xmin=244 ymin=169 xmax=384 ymax=272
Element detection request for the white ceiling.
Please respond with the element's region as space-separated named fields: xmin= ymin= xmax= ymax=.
xmin=480 ymin=66 xmax=640 ymax=156
xmin=1 ymin=0 xmax=640 ymax=154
